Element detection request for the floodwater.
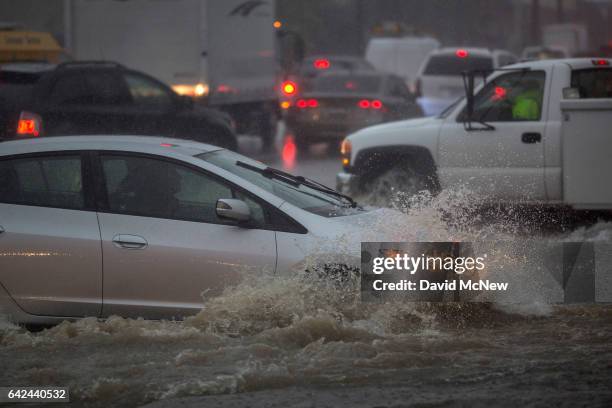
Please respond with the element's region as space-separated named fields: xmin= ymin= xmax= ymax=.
xmin=2 ymin=188 xmax=612 ymax=407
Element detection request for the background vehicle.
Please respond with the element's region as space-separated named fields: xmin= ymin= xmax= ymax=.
xmin=365 ymin=35 xmax=440 ymax=93
xmin=521 ymin=46 xmax=570 ymax=61
xmin=415 ymin=47 xmax=518 ymax=116
xmin=542 ymin=23 xmax=589 ymax=57
xmin=279 ymin=54 xmax=375 ymax=111
xmin=0 ymin=61 xmax=237 ymax=149
xmin=0 ymin=136 xmax=370 ymax=325
xmin=338 ymin=58 xmax=612 ymax=210
xmin=64 ymin=0 xmax=279 ymax=147
xmin=286 ymin=71 xmax=423 ymax=149
xmin=0 ymin=24 xmax=66 ymax=64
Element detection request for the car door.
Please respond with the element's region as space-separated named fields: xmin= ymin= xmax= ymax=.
xmin=94 ymin=152 xmax=277 ymax=319
xmin=438 ymin=70 xmax=547 ymax=201
xmin=0 ymin=152 xmax=102 ymax=317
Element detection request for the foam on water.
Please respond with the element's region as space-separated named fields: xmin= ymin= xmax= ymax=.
xmin=2 ymin=186 xmax=612 ymax=406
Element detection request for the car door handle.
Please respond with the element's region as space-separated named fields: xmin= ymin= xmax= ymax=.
xmin=522 ymin=132 xmax=542 ymax=143
xmin=112 ymin=234 xmax=148 ymax=250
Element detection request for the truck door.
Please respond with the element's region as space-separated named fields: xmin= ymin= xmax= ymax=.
xmin=439 ymin=70 xmax=547 ymax=201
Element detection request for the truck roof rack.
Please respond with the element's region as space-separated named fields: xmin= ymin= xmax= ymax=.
xmin=56 ymin=61 xmax=124 ymax=69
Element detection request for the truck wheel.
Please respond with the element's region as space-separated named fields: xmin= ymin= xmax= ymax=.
xmin=361 ymin=165 xmax=429 ymax=207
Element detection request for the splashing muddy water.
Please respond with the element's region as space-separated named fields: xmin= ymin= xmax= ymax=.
xmin=2 ymin=190 xmax=612 ymax=407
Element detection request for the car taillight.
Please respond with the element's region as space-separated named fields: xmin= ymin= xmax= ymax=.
xmin=592 ymin=59 xmax=610 ymax=66
xmin=296 ymin=99 xmax=318 ymax=108
xmin=281 ymin=80 xmax=297 ymax=96
xmin=357 ymin=99 xmax=383 ymax=110
xmin=16 ymin=111 xmax=42 ymax=137
xmin=314 ymin=58 xmax=330 ymax=69
xmin=358 ymin=99 xmax=370 ymax=109
xmin=456 ymin=49 xmax=468 ymax=58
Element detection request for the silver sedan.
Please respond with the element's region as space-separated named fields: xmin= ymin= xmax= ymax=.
xmin=0 ymin=136 xmax=376 ymax=325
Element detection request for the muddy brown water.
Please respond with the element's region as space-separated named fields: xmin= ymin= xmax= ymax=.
xmin=2 ymin=191 xmax=612 ymax=407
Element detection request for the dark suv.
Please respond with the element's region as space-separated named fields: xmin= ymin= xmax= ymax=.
xmin=0 ymin=62 xmax=237 ymax=150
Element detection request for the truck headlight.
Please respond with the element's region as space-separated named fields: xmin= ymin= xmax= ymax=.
xmin=340 ymin=139 xmax=351 ymax=170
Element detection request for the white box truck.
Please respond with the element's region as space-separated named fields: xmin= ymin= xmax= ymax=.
xmin=64 ymin=0 xmax=279 ymax=145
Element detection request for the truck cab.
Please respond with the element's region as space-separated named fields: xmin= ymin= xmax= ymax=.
xmin=337 ymin=58 xmax=612 ymax=210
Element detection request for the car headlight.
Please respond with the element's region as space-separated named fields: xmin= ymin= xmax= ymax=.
xmin=340 ymin=139 xmax=351 ymax=170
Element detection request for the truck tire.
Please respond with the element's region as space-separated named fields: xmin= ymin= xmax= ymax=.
xmin=361 ymin=164 xmax=429 ymax=207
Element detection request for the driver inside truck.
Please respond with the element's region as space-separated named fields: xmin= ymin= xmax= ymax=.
xmin=512 ymin=78 xmax=543 ymax=120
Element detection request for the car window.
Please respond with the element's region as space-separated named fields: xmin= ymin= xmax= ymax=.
xmin=123 ymin=72 xmax=174 ymax=108
xmin=100 ymin=154 xmax=266 ymax=225
xmin=309 ymin=75 xmax=381 ymax=94
xmin=198 ymin=150 xmax=367 ymax=218
xmin=84 ymin=71 xmax=131 ymax=105
xmin=49 ymin=70 xmax=130 ymax=106
xmin=467 ymin=71 xmax=546 ymax=122
xmin=48 ymin=73 xmax=90 ymax=105
xmin=0 ymin=155 xmax=84 ymax=209
xmin=386 ymin=77 xmax=411 ymax=99
xmin=423 ymin=55 xmax=493 ymax=76
xmin=571 ymin=69 xmax=612 ymax=98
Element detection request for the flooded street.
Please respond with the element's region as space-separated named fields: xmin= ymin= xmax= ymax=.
xmin=2 ymin=150 xmax=612 ymax=407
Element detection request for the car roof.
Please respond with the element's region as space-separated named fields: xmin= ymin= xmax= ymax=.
xmin=0 ymin=135 xmax=222 ymax=158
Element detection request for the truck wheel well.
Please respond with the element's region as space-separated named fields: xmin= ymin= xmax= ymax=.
xmin=354 ymin=146 xmax=440 ymax=192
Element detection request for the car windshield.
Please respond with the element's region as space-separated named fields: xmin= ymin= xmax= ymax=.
xmin=424 ymin=55 xmax=494 ymax=76
xmin=308 ymin=75 xmax=381 ymax=94
xmin=197 ymin=150 xmax=366 ymax=217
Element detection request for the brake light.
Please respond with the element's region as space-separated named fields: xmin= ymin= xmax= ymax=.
xmin=358 ymin=99 xmax=371 ymax=109
xmin=456 ymin=49 xmax=468 ymax=58
xmin=296 ymin=99 xmax=318 ymax=108
xmin=16 ymin=111 xmax=42 ymax=137
xmin=371 ymin=99 xmax=383 ymax=109
xmin=282 ymin=81 xmax=297 ymax=96
xmin=592 ymin=59 xmax=610 ymax=66
xmin=314 ymin=58 xmax=330 ymax=69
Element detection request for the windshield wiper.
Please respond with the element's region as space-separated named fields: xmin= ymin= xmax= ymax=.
xmin=236 ymin=161 xmax=358 ymax=208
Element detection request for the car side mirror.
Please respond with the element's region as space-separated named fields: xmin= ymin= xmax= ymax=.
xmin=216 ymin=198 xmax=251 ymax=223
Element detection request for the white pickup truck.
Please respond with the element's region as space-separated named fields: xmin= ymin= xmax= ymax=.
xmin=337 ymin=58 xmax=612 ymax=210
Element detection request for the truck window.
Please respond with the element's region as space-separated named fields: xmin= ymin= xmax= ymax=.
xmin=467 ymin=71 xmax=546 ymax=122
xmin=571 ymin=69 xmax=612 ymax=98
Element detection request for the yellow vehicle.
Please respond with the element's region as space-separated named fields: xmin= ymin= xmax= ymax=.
xmin=0 ymin=28 xmax=64 ymax=63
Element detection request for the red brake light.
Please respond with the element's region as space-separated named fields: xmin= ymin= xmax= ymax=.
xmin=282 ymin=81 xmax=297 ymax=96
xmin=16 ymin=111 xmax=42 ymax=137
xmin=371 ymin=99 xmax=383 ymax=109
xmin=592 ymin=59 xmax=609 ymax=66
xmin=313 ymin=58 xmax=330 ymax=69
xmin=494 ymin=86 xmax=507 ymax=100
xmin=296 ymin=99 xmax=307 ymax=108
xmin=358 ymin=99 xmax=371 ymax=109
xmin=307 ymin=98 xmax=318 ymax=108
xmin=456 ymin=49 xmax=468 ymax=58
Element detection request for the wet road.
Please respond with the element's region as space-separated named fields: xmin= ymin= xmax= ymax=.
xmin=237 ymin=133 xmax=341 ymax=188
